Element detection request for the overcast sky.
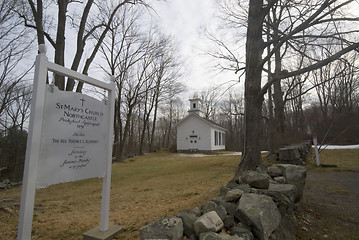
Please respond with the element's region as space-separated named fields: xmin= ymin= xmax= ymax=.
xmin=150 ymin=0 xmax=240 ymax=98
xmin=51 ymin=0 xmax=241 ymax=99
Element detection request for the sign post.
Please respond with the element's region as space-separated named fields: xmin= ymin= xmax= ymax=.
xmin=17 ymin=44 xmax=48 ymax=240
xmin=100 ymin=75 xmax=115 ymax=232
xmin=17 ymin=45 xmax=119 ymax=240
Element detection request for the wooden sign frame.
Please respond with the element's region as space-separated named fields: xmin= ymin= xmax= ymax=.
xmin=17 ymin=44 xmax=116 ymax=239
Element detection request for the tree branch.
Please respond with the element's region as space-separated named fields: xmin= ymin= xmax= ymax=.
xmin=259 ymin=41 xmax=359 ymax=97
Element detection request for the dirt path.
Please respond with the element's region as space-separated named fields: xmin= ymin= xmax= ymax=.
xmin=296 ymin=170 xmax=359 ymax=240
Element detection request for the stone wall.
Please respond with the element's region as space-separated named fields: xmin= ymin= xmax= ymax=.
xmin=268 ymin=141 xmax=312 ymax=165
xmin=140 ymin=164 xmax=306 ymax=240
xmin=0 ymin=178 xmax=21 ymax=190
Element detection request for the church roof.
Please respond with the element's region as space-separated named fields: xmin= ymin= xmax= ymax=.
xmin=176 ymin=112 xmax=227 ymax=131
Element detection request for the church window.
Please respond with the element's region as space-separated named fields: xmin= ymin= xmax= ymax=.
xmin=214 ymin=131 xmax=218 ymax=145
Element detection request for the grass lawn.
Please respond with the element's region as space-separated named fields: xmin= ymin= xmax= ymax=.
xmin=1 ymin=148 xmax=358 ymax=239
xmin=0 ymin=151 xmax=241 ymax=240
xmin=309 ymin=148 xmax=359 ymax=171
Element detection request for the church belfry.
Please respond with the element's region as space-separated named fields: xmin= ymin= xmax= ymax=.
xmin=188 ymin=98 xmax=201 ymax=115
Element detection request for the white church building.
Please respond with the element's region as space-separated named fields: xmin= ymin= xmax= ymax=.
xmin=176 ymin=98 xmax=226 ymax=152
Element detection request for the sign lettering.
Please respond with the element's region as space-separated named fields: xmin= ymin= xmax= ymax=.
xmin=36 ymin=86 xmax=109 ymax=188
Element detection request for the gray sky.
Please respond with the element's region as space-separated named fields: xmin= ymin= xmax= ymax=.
xmin=53 ymin=0 xmax=241 ymax=99
xmin=151 ymin=0 xmax=240 ymax=97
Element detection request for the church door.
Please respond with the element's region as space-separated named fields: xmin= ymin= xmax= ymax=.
xmin=189 ymin=135 xmax=198 ymax=151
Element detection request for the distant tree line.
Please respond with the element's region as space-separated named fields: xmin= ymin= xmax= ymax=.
xmin=197 ymin=52 xmax=359 ymax=152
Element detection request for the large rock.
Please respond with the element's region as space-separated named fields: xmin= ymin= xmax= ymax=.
xmin=249 ymin=188 xmax=294 ymax=217
xmin=234 ymin=193 xmax=281 ymax=240
xmin=177 ymin=208 xmax=200 ymax=238
xmin=226 ymin=180 xmax=242 ymax=190
xmin=267 ymin=166 xmax=283 ymax=176
xmin=223 ymin=215 xmax=236 ymax=228
xmin=225 ymin=189 xmax=244 ymax=202
xmin=270 ymin=214 xmax=297 ymax=240
xmin=212 ymin=196 xmax=237 ymax=214
xmin=268 ymin=183 xmax=298 ymax=203
xmin=230 ymin=223 xmax=254 ymax=240
xmin=194 ymin=211 xmax=224 ymax=236
xmin=275 ymin=164 xmax=306 ymax=202
xmin=0 ymin=182 xmax=6 ymax=189
xmin=278 ymin=147 xmax=300 ymax=162
xmin=0 ymin=179 xmax=10 ymax=189
xmin=199 ymin=232 xmax=244 ymax=240
xmin=227 ymin=180 xmax=251 ymax=193
xmin=273 ymin=176 xmax=285 ymax=183
xmin=240 ymin=171 xmax=270 ymax=189
xmin=201 ymin=201 xmax=227 ymax=221
xmin=139 ymin=216 xmax=183 ymax=240
xmin=201 ymin=201 xmax=217 ymax=214
xmin=278 ymin=141 xmax=312 ymax=165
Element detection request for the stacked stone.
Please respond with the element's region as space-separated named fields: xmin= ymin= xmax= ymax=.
xmin=0 ymin=179 xmax=21 ymax=190
xmin=278 ymin=141 xmax=312 ymax=165
xmin=140 ymin=164 xmax=306 ymax=240
xmin=267 ymin=140 xmax=312 ymax=165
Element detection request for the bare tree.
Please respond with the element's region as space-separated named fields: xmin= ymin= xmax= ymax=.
xmin=100 ymin=9 xmax=158 ymax=160
xmin=218 ymin=91 xmax=245 ymax=151
xmin=138 ymin=65 xmax=157 ymax=155
xmin=99 ymin=5 xmax=144 ymax=150
xmin=157 ymin=98 xmax=187 ymax=149
xmin=4 ymin=85 xmax=32 ymax=132
xmin=17 ymin=0 xmax=148 ymax=91
xmin=0 ymin=0 xmax=33 ymax=129
xmin=311 ymin=61 xmax=339 ymax=120
xmin=119 ymin=39 xmax=155 ymax=159
xmin=132 ymin=32 xmax=185 ymax=156
xmin=283 ymin=73 xmax=310 ymax=141
xmin=240 ymin=0 xmax=359 ymax=173
xmin=200 ymin=87 xmax=222 ymax=120
xmin=147 ymin=36 xmax=185 ymax=152
xmin=99 ymin=5 xmax=184 ymax=158
xmin=304 ymin=52 xmax=359 ymax=144
xmin=330 ymin=57 xmax=359 ymax=113
xmin=210 ymin=0 xmax=359 ymax=174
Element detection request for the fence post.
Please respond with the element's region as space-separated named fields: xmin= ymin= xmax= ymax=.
xmin=313 ymin=136 xmax=320 ymax=167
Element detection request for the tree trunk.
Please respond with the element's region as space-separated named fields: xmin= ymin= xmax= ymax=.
xmin=117 ymin=111 xmax=132 ymax=161
xmin=54 ymin=0 xmax=68 ymax=90
xmin=66 ymin=0 xmax=94 ymax=91
xmin=273 ymin=46 xmax=286 ymax=147
xmin=167 ymin=100 xmax=173 ymax=147
xmin=113 ymin=99 xmax=120 ymax=157
xmin=266 ymin=19 xmax=275 ymax=155
xmin=149 ymin=95 xmax=159 ymax=152
xmin=139 ymin=99 xmax=149 ymax=155
xmin=114 ymin=81 xmax=124 ymax=156
xmin=267 ymin=80 xmax=275 ymax=155
xmin=31 ymin=0 xmax=45 ymax=45
xmin=235 ymin=0 xmax=265 ymax=176
xmin=235 ymin=93 xmax=264 ymax=175
xmin=75 ymin=1 xmax=127 ymax=93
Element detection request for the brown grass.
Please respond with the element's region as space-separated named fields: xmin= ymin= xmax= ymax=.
xmin=0 ymin=151 xmax=241 ymax=240
xmin=1 ymin=148 xmax=358 ymax=239
xmin=305 ymin=148 xmax=359 ymax=171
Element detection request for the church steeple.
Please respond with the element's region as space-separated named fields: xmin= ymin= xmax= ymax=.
xmin=188 ymin=98 xmax=201 ymax=115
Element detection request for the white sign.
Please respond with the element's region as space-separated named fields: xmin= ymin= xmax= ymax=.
xmin=18 ymin=45 xmax=116 ymax=240
xmin=36 ymin=86 xmax=109 ymax=188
